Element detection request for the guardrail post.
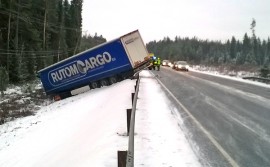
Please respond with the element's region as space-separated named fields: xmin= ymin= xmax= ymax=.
xmin=117 ymin=150 xmax=127 ymax=167
xmin=131 ymin=93 xmax=135 ymax=105
xmin=127 ymin=109 xmax=132 ymax=135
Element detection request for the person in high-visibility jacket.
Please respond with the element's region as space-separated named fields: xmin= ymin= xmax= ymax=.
xmin=157 ymin=57 xmax=161 ymax=71
xmin=148 ymin=53 xmax=156 ymax=70
xmin=153 ymin=57 xmax=158 ymax=70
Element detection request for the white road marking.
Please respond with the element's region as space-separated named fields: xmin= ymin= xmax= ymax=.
xmin=203 ymin=95 xmax=270 ymax=143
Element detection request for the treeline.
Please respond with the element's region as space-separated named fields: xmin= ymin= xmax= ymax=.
xmin=80 ymin=33 xmax=106 ymax=52
xmin=147 ymin=21 xmax=270 ymax=72
xmin=0 ymin=0 xmax=106 ymax=86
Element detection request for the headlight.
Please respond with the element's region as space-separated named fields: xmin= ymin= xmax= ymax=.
xmin=178 ymin=65 xmax=182 ymax=68
xmin=185 ymin=65 xmax=189 ymax=68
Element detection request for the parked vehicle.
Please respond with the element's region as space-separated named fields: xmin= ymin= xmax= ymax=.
xmin=162 ymin=60 xmax=172 ymax=67
xmin=172 ymin=61 xmax=179 ymax=70
xmin=172 ymin=61 xmax=189 ymax=71
xmin=38 ymin=30 xmax=150 ymax=100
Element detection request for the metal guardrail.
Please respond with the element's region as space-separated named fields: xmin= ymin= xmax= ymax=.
xmin=242 ymin=76 xmax=270 ymax=83
xmin=126 ymin=76 xmax=140 ymax=167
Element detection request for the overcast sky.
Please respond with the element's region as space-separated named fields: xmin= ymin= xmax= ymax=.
xmin=82 ymin=0 xmax=270 ymax=43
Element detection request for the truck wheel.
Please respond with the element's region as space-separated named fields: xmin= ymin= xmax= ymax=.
xmin=100 ymin=79 xmax=109 ymax=86
xmin=58 ymin=91 xmax=71 ymax=100
xmin=54 ymin=95 xmax=61 ymax=101
xmin=91 ymin=82 xmax=99 ymax=89
xmin=109 ymin=76 xmax=117 ymax=84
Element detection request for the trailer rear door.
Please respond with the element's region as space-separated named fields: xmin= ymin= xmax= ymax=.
xmin=121 ymin=30 xmax=149 ymax=68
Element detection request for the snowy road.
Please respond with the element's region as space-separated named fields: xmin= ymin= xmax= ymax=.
xmin=152 ymin=67 xmax=270 ymax=167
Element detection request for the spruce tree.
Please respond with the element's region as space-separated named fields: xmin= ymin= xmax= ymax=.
xmin=68 ymin=0 xmax=82 ymax=55
xmin=230 ymin=36 xmax=237 ymax=59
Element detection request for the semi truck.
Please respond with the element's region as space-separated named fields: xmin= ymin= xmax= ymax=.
xmin=38 ymin=30 xmax=150 ymax=100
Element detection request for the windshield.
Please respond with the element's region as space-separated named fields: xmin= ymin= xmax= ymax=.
xmin=176 ymin=61 xmax=188 ymax=65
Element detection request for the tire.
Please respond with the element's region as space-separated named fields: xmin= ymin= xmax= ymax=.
xmin=91 ymin=82 xmax=99 ymax=89
xmin=100 ymin=79 xmax=109 ymax=86
xmin=58 ymin=91 xmax=71 ymax=100
xmin=109 ymin=76 xmax=117 ymax=84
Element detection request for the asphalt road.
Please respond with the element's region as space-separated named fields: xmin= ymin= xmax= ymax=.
xmin=151 ymin=67 xmax=270 ymax=167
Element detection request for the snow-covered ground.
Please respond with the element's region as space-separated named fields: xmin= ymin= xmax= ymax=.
xmin=190 ymin=66 xmax=270 ymax=88
xmin=191 ymin=65 xmax=259 ymax=78
xmin=0 ymin=70 xmax=201 ymax=167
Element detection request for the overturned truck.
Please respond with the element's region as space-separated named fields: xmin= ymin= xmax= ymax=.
xmin=38 ymin=30 xmax=150 ymax=100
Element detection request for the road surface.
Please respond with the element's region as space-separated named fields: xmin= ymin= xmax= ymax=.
xmin=151 ymin=67 xmax=270 ymax=167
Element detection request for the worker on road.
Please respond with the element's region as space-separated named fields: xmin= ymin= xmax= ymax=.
xmin=153 ymin=57 xmax=158 ymax=70
xmin=157 ymin=57 xmax=161 ymax=71
xmin=148 ymin=53 xmax=156 ymax=70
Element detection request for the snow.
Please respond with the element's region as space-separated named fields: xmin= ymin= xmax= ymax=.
xmin=190 ymin=66 xmax=270 ymax=88
xmin=0 ymin=70 xmax=200 ymax=167
xmin=4 ymin=86 xmax=23 ymax=95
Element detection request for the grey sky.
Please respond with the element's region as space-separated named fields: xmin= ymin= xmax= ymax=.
xmin=82 ymin=0 xmax=270 ymax=43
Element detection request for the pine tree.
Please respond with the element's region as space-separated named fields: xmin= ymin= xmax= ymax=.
xmin=242 ymin=33 xmax=252 ymax=64
xmin=19 ymin=0 xmax=40 ymax=80
xmin=8 ymin=0 xmax=22 ymax=83
xmin=0 ymin=0 xmax=15 ymax=74
xmin=64 ymin=0 xmax=72 ymax=56
xmin=266 ymin=38 xmax=270 ymax=65
xmin=0 ymin=67 xmax=9 ymax=96
xmin=31 ymin=0 xmax=45 ymax=71
xmin=45 ymin=0 xmax=59 ymax=67
xmin=70 ymin=0 xmax=82 ymax=55
xmin=55 ymin=0 xmax=68 ymax=62
xmin=250 ymin=18 xmax=259 ymax=65
xmin=230 ymin=36 xmax=237 ymax=59
xmin=79 ymin=33 xmax=106 ymax=52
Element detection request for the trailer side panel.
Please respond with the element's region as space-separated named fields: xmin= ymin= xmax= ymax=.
xmin=39 ymin=39 xmax=132 ymax=95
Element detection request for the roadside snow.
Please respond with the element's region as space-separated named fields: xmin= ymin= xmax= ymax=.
xmin=4 ymin=86 xmax=23 ymax=95
xmin=190 ymin=67 xmax=270 ymax=88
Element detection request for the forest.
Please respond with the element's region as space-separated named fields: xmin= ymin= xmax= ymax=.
xmin=0 ymin=0 xmax=105 ymax=90
xmin=147 ymin=19 xmax=270 ymax=75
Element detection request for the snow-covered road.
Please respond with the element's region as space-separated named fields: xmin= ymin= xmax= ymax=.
xmin=153 ymin=67 xmax=270 ymax=167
